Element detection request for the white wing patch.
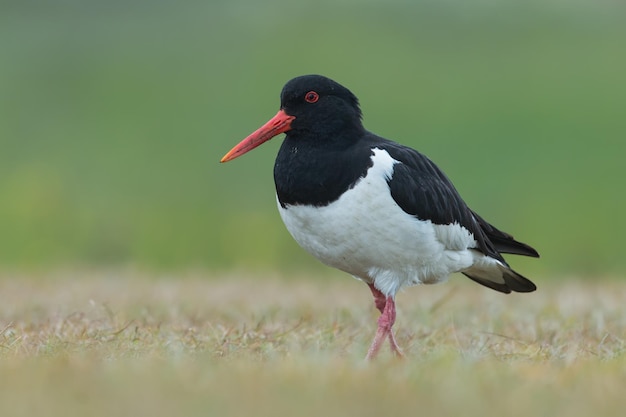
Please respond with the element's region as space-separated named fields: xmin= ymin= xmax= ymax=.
xmin=433 ymin=222 xmax=477 ymax=251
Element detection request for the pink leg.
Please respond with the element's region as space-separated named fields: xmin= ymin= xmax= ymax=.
xmin=366 ymin=284 xmax=404 ymax=359
xmin=368 ymin=283 xmax=387 ymax=313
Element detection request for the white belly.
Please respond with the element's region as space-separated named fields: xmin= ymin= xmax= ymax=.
xmin=277 ymin=148 xmax=479 ymax=297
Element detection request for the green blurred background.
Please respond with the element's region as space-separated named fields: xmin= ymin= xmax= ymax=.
xmin=1 ymin=0 xmax=624 ymax=277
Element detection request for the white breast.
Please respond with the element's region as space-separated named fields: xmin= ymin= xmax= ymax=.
xmin=277 ymin=148 xmax=479 ymax=297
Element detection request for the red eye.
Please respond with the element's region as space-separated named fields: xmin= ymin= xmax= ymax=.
xmin=304 ymin=91 xmax=319 ymax=103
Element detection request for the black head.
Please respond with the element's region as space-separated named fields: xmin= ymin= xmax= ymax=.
xmin=221 ymin=75 xmax=364 ymax=162
xmin=279 ymin=75 xmax=364 ymax=138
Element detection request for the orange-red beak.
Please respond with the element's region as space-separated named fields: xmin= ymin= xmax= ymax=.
xmin=221 ymin=109 xmax=295 ymax=163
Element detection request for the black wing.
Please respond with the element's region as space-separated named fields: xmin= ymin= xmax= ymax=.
xmin=379 ymin=140 xmax=539 ymax=262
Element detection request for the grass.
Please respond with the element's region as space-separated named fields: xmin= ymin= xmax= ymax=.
xmin=1 ymin=271 xmax=626 ymax=417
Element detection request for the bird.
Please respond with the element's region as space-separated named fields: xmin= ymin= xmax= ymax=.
xmin=220 ymin=75 xmax=539 ymax=359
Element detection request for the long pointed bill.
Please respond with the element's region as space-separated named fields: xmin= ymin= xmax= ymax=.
xmin=220 ymin=109 xmax=295 ymax=163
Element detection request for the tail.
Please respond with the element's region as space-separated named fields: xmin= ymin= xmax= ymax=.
xmin=462 ymin=262 xmax=537 ymax=294
xmin=456 ymin=210 xmax=538 ymax=294
xmin=472 ymin=210 xmax=540 ymax=258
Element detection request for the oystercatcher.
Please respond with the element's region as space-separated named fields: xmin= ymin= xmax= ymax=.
xmin=221 ymin=75 xmax=539 ymax=359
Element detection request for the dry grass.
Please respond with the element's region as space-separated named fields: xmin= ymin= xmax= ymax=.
xmin=1 ymin=270 xmax=625 ymax=417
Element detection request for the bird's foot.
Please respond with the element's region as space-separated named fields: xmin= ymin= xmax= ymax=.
xmin=387 ymin=329 xmax=404 ymax=358
xmin=366 ymin=293 xmax=403 ymax=360
xmin=366 ymin=325 xmax=388 ymax=359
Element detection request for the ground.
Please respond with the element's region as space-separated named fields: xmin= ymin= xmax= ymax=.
xmin=1 ymin=270 xmax=625 ymax=417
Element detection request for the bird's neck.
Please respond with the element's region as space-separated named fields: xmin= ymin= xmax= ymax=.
xmin=273 ymin=131 xmax=374 ymax=207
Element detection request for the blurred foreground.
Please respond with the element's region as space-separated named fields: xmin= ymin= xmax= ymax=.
xmin=1 ymin=271 xmax=625 ymax=416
